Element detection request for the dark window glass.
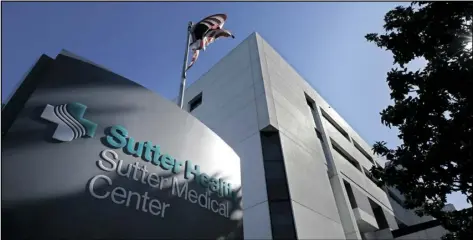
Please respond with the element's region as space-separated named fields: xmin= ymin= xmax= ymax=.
xmin=261 ymin=131 xmax=290 ymax=200
xmin=264 ymin=161 xmax=290 ymax=201
xmin=264 ymin=161 xmax=286 ymax=179
xmin=269 ymin=201 xmax=297 ymax=239
xmin=306 ymin=98 xmax=314 ymax=110
xmin=332 ymin=143 xmax=362 ymax=171
xmin=343 ymin=181 xmax=358 ymax=209
xmin=188 ymin=93 xmax=202 ymax=112
xmin=261 ymin=131 xmax=283 ymax=161
xmin=260 ymin=131 xmax=297 ymax=239
xmin=353 ymin=140 xmax=375 ymax=164
xmin=321 ymin=110 xmax=350 ymax=140
xmin=369 ymin=199 xmax=390 ymax=229
xmin=363 ymin=167 xmax=377 ymax=183
xmin=305 ymin=94 xmax=315 ymax=110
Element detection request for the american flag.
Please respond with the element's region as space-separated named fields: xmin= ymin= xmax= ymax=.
xmin=186 ymin=14 xmax=235 ymax=71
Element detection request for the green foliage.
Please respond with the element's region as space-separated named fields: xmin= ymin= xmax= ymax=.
xmin=366 ymin=2 xmax=472 ymax=239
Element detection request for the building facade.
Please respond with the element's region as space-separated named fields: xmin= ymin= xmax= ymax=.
xmin=181 ymin=32 xmax=449 ymax=240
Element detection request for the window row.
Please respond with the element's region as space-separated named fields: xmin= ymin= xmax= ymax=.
xmin=260 ymin=131 xmax=297 ymax=239
xmin=305 ymin=94 xmax=381 ymax=185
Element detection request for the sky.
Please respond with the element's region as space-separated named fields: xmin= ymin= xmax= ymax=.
xmin=1 ymin=2 xmax=470 ymax=210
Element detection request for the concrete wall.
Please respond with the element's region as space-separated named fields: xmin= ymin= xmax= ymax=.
xmin=185 ymin=32 xmax=346 ymax=239
xmin=183 ymin=33 xmax=273 ymax=239
xmin=350 ymin=185 xmax=375 ymax=217
xmin=254 ymin=33 xmax=347 ymax=239
xmin=253 ymin=33 xmax=448 ymax=239
xmin=185 ymin=32 xmax=446 ymax=239
xmin=253 ymin=32 xmax=389 ymax=238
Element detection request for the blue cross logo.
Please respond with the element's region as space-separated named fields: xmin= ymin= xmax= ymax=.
xmin=40 ymin=102 xmax=97 ymax=142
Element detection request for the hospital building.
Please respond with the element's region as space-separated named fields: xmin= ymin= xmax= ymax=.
xmin=2 ymin=31 xmax=453 ymax=240
xmin=180 ymin=32 xmax=450 ymax=240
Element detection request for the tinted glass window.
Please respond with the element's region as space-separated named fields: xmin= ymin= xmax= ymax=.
xmin=261 ymin=131 xmax=284 ymax=161
xmin=188 ymin=93 xmax=202 ymax=112
xmin=264 ymin=162 xmax=290 ymax=201
xmin=260 ymin=131 xmax=297 ymax=238
xmin=269 ymin=201 xmax=297 ymax=239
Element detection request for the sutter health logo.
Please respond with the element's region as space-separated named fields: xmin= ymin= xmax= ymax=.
xmin=40 ymin=102 xmax=97 ymax=142
xmin=39 ymin=102 xmax=236 ymax=219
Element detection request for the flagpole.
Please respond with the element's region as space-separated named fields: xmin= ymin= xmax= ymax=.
xmin=177 ymin=21 xmax=193 ymax=109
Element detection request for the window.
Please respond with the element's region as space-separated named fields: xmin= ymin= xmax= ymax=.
xmin=353 ymin=140 xmax=374 ymax=164
xmin=188 ymin=92 xmax=202 ymax=112
xmin=343 ymin=181 xmax=358 ymax=209
xmin=264 ymin=161 xmax=290 ymax=201
xmin=369 ymin=199 xmax=390 ymax=230
xmin=321 ymin=109 xmax=350 ymax=141
xmin=306 ymin=97 xmax=315 ymax=110
xmin=260 ymin=131 xmax=290 ymax=201
xmin=332 ymin=142 xmax=362 ymax=171
xmin=260 ymin=131 xmax=297 ymax=239
xmin=269 ymin=201 xmax=297 ymax=239
xmin=363 ymin=167 xmax=377 ymax=183
xmin=261 ymin=131 xmax=284 ymax=162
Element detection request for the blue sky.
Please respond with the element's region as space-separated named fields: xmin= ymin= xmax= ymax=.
xmin=1 ymin=2 xmax=470 ymax=210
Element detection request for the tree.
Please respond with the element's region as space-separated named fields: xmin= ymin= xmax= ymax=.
xmin=365 ymin=2 xmax=472 ymax=239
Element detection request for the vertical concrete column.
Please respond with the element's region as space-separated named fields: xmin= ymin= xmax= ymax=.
xmin=311 ymin=103 xmax=362 ymax=240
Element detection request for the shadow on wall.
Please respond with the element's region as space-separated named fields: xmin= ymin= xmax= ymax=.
xmin=2 ymin=53 xmax=243 ymax=239
xmin=2 ymin=158 xmax=243 ymax=239
xmin=2 ymin=124 xmax=242 ymax=240
xmin=40 ymin=55 xmax=146 ymax=90
xmin=2 ymin=104 xmax=140 ymax=148
xmin=1 ymin=54 xmax=146 ymax=140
